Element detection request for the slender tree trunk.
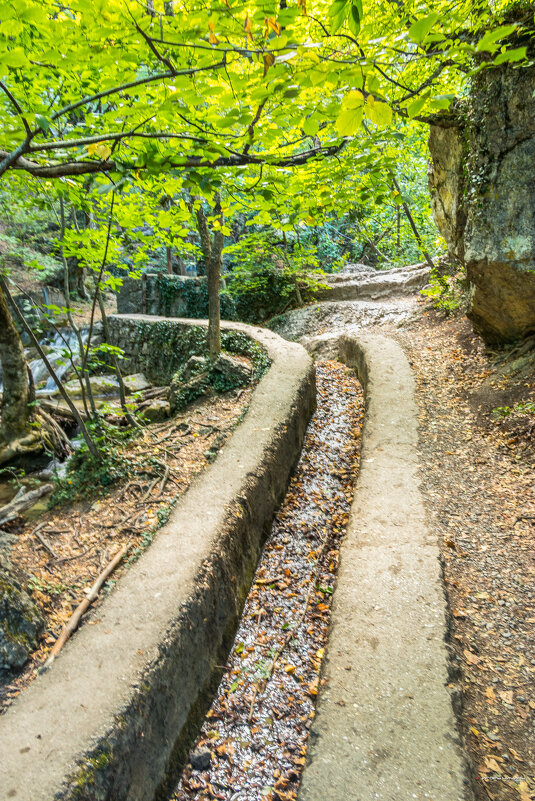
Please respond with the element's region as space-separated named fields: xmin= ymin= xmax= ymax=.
xmin=195 ymin=193 xmax=224 ymax=360
xmin=166 ymin=245 xmax=173 ymax=275
xmin=1 ymin=279 xmax=99 ymax=458
xmin=0 ymin=285 xmax=30 ymax=443
xmin=390 ymin=175 xmax=435 ymax=268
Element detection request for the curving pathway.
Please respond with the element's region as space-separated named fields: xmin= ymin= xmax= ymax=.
xmin=299 ymin=333 xmax=471 ymax=801
xmin=272 ymin=264 xmax=473 ymax=800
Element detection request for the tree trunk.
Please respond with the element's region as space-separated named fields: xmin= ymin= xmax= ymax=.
xmin=0 ymin=285 xmax=30 ymax=444
xmin=195 ymin=194 xmax=224 ymax=360
xmin=390 ymin=175 xmax=435 ymax=268
xmin=166 ymin=245 xmax=173 ymax=275
xmin=207 ymin=252 xmax=221 ymax=360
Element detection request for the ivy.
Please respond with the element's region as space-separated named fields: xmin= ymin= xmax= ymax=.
xmin=155 ymin=274 xmax=237 ymax=320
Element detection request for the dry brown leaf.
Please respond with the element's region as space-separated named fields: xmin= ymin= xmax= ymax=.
xmin=484 ymin=756 xmax=502 ymax=773
xmin=464 ymin=649 xmax=480 ymax=665
xmin=485 ymin=686 xmax=497 ymax=702
xmin=499 ymin=690 xmax=513 ymax=705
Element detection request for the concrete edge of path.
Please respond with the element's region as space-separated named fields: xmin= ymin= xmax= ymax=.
xmin=0 ymin=317 xmax=316 ymax=801
xmin=299 ymin=333 xmax=473 ymax=801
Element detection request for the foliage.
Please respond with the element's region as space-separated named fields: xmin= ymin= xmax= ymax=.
xmin=421 ymin=265 xmax=469 ymax=315
xmin=48 ymin=421 xmax=139 ymax=507
xmin=156 ymin=273 xmax=237 ymax=319
xmin=225 ymin=232 xmax=328 ymax=322
xmin=492 ymin=401 xmax=535 ymax=419
xmin=170 ymin=352 xmax=251 ymax=410
xmin=130 ymin=320 xmax=270 ymax=384
xmin=0 ymin=233 xmax=61 ymax=282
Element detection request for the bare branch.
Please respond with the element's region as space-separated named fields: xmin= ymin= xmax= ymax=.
xmin=0 ymin=82 xmax=31 ymax=136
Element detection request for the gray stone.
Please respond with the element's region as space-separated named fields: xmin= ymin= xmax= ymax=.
xmin=60 ymin=374 xmax=119 ymax=397
xmin=314 ymin=263 xmax=431 ymax=302
xmin=428 ymin=123 xmax=467 ymax=263
xmin=0 ymin=562 xmax=44 ymax=670
xmin=428 ymin=45 xmax=535 ymax=344
xmin=181 ymin=355 xmax=208 ymax=382
xmin=123 ymin=373 xmax=151 ymax=393
xmin=213 ymin=353 xmax=252 ymax=385
xmin=169 ymin=372 xmax=209 ymax=412
xmin=189 ymin=747 xmax=211 ymax=771
xmin=139 ymin=399 xmax=171 ymax=422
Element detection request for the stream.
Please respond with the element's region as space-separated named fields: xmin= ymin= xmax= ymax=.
xmin=0 ymin=325 xmax=114 ymax=518
xmin=170 ymin=361 xmax=364 ymax=801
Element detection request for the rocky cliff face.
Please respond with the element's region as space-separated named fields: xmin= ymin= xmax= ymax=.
xmin=428 ymin=52 xmax=535 ymax=344
xmin=427 ymin=123 xmax=467 ymax=264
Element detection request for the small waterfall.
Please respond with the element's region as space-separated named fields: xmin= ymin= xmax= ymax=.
xmin=0 ymin=328 xmax=91 ymax=394
xmin=38 ymin=329 xmax=91 ymax=394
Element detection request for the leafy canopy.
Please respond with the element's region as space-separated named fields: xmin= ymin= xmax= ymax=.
xmin=0 ymin=0 xmax=531 ymax=188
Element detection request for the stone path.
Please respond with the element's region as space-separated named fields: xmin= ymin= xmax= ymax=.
xmin=272 ymin=264 xmax=473 ymax=801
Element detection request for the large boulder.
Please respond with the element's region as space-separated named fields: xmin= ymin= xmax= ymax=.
xmin=428 ymin=46 xmax=535 ymax=344
xmin=427 ymin=123 xmax=467 ymax=264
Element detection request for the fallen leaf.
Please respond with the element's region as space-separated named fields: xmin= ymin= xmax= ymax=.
xmin=464 ymin=649 xmax=480 ymax=665
xmin=485 ymin=686 xmax=497 ymax=702
xmin=498 ymin=690 xmax=513 ymax=705
xmin=484 ymin=756 xmax=502 ymax=773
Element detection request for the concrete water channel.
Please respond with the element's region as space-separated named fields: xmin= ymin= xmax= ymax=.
xmin=169 ymin=361 xmax=364 ymax=801
xmin=0 ymin=282 xmax=472 ymax=800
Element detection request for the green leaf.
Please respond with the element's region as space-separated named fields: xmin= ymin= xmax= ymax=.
xmin=407 ymin=94 xmax=427 ymax=119
xmin=330 ymin=7 xmax=348 ymax=34
xmin=335 ymin=105 xmax=363 ymax=136
xmin=328 ymin=0 xmax=349 ymax=17
xmin=36 ymin=115 xmax=50 ymax=133
xmin=366 ymin=96 xmax=392 ymax=127
xmin=409 ymin=12 xmax=440 ymax=44
xmin=302 ymin=116 xmax=320 ymax=136
xmin=493 ymin=46 xmax=527 ymax=65
xmin=477 ymin=24 xmax=517 ymax=52
xmin=348 ymin=4 xmax=361 ymax=37
xmin=342 ymin=89 xmax=365 ymax=110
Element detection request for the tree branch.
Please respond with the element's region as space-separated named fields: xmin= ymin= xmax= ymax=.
xmin=50 ymin=62 xmax=225 ymax=122
xmin=0 ymin=142 xmax=345 ymax=179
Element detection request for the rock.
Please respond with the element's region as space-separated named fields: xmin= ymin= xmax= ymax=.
xmin=139 ymin=399 xmax=171 ymax=422
xmin=314 ymin=263 xmax=431 ymax=302
xmin=181 ymin=355 xmax=208 ymax=382
xmin=189 ymin=747 xmax=211 ymax=771
xmin=427 ymin=123 xmax=467 ymax=263
xmin=428 ymin=42 xmax=535 ymax=344
xmin=0 ymin=561 xmax=44 ymax=670
xmin=60 ymin=374 xmax=119 ymax=397
xmin=170 ymin=372 xmax=210 ymax=412
xmin=123 ymin=373 xmax=151 ymax=393
xmin=213 ymin=353 xmax=252 ymax=385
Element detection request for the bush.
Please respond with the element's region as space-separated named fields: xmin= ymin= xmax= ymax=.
xmin=224 ymin=233 xmax=327 ymax=323
xmin=420 ymin=265 xmax=469 ymax=315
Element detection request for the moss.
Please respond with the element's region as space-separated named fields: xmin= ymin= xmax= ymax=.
xmin=71 ymin=749 xmax=112 ymax=799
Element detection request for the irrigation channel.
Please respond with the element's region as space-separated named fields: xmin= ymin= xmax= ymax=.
xmin=170 ymin=361 xmax=365 ymax=801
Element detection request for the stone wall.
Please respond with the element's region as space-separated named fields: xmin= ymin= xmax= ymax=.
xmin=116 ymin=274 xmax=236 ymax=321
xmin=428 ymin=47 xmax=535 ymax=344
xmin=0 ymin=316 xmax=315 ymax=801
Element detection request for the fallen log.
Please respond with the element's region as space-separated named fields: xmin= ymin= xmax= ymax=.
xmin=0 ymin=483 xmax=53 ymax=526
xmin=38 ymin=398 xmax=90 ymax=422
